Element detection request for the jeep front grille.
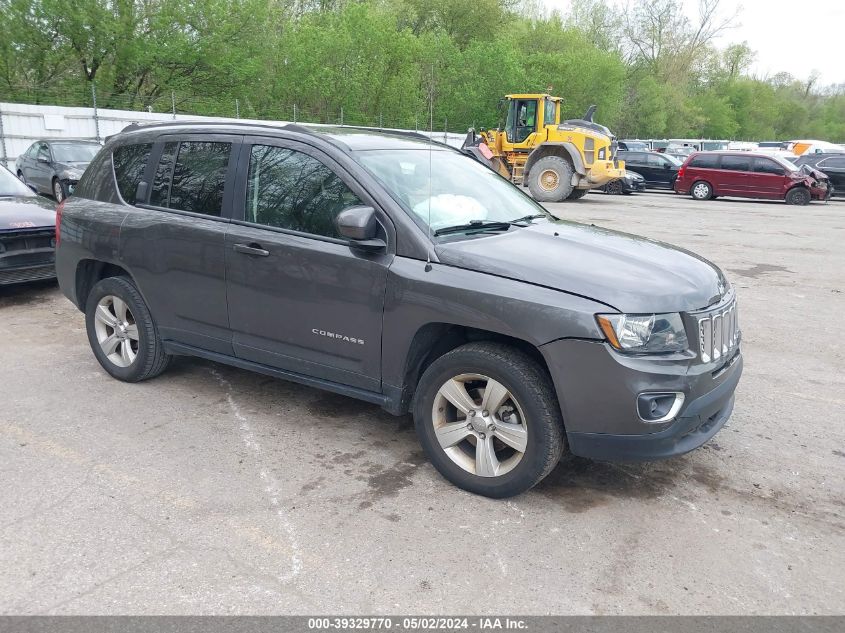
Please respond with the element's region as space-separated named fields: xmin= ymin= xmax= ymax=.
xmin=695 ymin=297 xmax=739 ymax=363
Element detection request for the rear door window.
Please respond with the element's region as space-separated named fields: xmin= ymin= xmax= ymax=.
xmin=113 ymin=143 xmax=152 ymax=204
xmin=720 ymin=155 xmax=752 ymax=172
xmin=150 ymin=141 xmax=231 ymax=216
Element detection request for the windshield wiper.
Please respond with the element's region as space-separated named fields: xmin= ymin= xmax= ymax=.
xmin=508 ymin=213 xmax=549 ymax=225
xmin=433 ymin=220 xmax=513 ymax=237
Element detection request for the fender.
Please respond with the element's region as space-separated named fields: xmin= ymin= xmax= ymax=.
xmin=524 ymin=142 xmax=586 ymax=177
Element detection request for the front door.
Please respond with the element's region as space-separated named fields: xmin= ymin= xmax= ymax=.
xmin=505 ymin=99 xmax=539 ymax=149
xmin=817 ymin=156 xmax=845 ymax=194
xmin=29 ymin=143 xmax=53 ymax=192
xmin=224 ymin=138 xmax=392 ymax=392
xmin=750 ymin=157 xmax=787 ymax=198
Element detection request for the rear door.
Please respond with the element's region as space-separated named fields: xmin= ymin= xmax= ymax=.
xmin=816 ymin=156 xmax=845 ymax=194
xmin=120 ymin=135 xmax=240 ymax=355
xmin=750 ymin=157 xmax=787 ymax=198
xmin=224 ymin=137 xmax=392 ymax=391
xmin=716 ymin=154 xmax=753 ymax=195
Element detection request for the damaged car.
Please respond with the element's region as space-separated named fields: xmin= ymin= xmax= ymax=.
xmin=675 ymin=151 xmax=831 ymax=204
xmin=0 ymin=165 xmax=57 ymax=285
xmin=15 ymin=139 xmax=100 ymax=202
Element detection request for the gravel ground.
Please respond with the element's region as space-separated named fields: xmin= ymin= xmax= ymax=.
xmin=1 ymin=191 xmax=843 ymax=615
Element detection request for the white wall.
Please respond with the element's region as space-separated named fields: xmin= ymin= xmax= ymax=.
xmin=0 ymin=101 xmax=466 ymax=170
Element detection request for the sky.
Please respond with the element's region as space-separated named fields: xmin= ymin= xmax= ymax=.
xmin=541 ymin=0 xmax=845 ymax=86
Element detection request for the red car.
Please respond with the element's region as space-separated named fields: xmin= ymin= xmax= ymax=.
xmin=674 ymin=151 xmax=831 ymax=205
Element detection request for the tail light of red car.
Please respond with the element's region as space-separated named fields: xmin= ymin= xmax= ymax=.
xmin=55 ymin=199 xmax=65 ymax=247
xmin=677 ymin=165 xmax=686 ymax=179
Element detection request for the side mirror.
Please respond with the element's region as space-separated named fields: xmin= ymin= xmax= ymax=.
xmin=336 ymin=206 xmax=385 ymax=252
xmin=37 ymin=155 xmax=50 ymax=164
xmin=134 ymin=181 xmax=149 ymax=205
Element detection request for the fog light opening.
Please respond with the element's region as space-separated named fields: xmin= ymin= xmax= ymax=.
xmin=637 ymin=392 xmax=685 ymax=423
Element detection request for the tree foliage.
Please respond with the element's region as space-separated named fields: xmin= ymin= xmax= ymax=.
xmin=0 ymin=0 xmax=841 ymax=140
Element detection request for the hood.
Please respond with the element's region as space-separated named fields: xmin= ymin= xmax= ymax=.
xmin=797 ymin=165 xmax=828 ymax=182
xmin=55 ymin=161 xmax=89 ymax=178
xmin=435 ymin=220 xmax=727 ymax=313
xmin=0 ymin=195 xmax=57 ymax=230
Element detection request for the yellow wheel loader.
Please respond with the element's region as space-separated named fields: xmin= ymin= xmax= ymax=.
xmin=462 ymin=94 xmax=626 ymax=202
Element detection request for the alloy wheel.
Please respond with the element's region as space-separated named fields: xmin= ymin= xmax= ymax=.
xmin=539 ymin=169 xmax=559 ymax=191
xmin=693 ymin=182 xmax=710 ymax=199
xmin=93 ymin=295 xmax=139 ymax=368
xmin=431 ymin=374 xmax=528 ymax=477
xmin=53 ymin=180 xmax=64 ymax=202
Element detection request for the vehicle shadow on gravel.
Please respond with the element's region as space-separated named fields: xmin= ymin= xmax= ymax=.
xmin=168 ymin=356 xmax=733 ymax=508
xmin=531 ymin=454 xmax=726 ymax=511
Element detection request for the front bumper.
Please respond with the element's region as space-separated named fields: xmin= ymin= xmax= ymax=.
xmin=540 ymin=338 xmax=742 ymax=462
xmin=0 ymin=229 xmax=56 ymax=285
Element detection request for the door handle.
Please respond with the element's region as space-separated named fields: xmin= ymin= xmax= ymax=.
xmin=233 ymin=243 xmax=270 ymax=257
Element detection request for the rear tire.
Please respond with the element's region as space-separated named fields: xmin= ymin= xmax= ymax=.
xmin=566 ymin=188 xmax=589 ymax=200
xmin=785 ymin=187 xmax=810 ymax=206
xmin=691 ymin=180 xmax=713 ymax=200
xmin=413 ymin=342 xmax=565 ymax=498
xmin=85 ymin=276 xmax=170 ymax=382
xmin=528 ymin=156 xmax=575 ymax=202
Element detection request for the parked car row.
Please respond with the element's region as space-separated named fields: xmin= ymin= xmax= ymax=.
xmin=601 ymin=148 xmax=835 ymax=205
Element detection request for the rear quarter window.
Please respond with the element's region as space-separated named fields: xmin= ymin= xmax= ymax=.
xmin=113 ymin=143 xmax=152 ymax=204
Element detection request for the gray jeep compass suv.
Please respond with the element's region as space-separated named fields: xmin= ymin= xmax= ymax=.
xmin=55 ymin=122 xmax=742 ymax=498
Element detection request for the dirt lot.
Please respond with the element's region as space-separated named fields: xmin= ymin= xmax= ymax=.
xmin=1 ymin=191 xmax=843 ymax=615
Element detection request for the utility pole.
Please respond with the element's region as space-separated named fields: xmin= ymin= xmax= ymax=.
xmin=91 ymin=83 xmax=101 ymax=143
xmin=171 ymin=91 xmax=176 ymax=119
xmin=235 ymin=99 xmax=240 ymax=119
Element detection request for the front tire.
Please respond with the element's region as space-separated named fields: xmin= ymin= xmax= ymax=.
xmin=52 ymin=178 xmax=66 ymax=202
xmin=785 ymin=187 xmax=810 ymax=206
xmin=413 ymin=342 xmax=565 ymax=498
xmin=85 ymin=276 xmax=170 ymax=382
xmin=691 ymin=180 xmax=713 ymax=200
xmin=527 ymin=156 xmax=575 ymax=202
xmin=604 ymin=180 xmax=624 ymax=195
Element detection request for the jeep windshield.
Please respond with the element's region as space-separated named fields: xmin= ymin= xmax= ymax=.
xmin=354 ymin=149 xmax=551 ymax=235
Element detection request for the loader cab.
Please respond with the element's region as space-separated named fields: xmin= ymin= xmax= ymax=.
xmin=503 ymin=94 xmax=560 ymax=149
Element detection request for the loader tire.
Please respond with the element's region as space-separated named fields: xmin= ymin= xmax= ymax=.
xmin=528 ymin=156 xmax=575 ymax=202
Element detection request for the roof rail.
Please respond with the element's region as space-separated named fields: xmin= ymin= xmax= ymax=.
xmin=118 ymin=119 xmax=302 ymax=135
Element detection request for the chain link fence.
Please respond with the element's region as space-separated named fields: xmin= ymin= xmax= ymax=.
xmin=0 ymin=85 xmax=470 ymax=168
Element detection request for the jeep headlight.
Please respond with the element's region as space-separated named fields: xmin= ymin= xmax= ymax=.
xmin=596 ymin=313 xmax=688 ymax=353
